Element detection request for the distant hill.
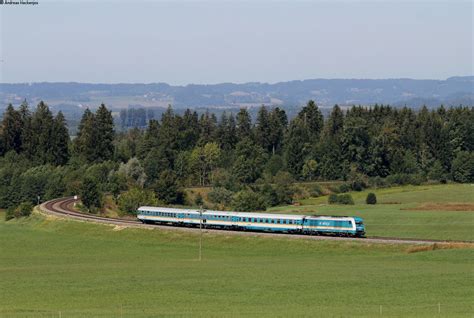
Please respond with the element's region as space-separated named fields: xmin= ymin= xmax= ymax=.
xmin=1 ymin=76 xmax=472 ymax=112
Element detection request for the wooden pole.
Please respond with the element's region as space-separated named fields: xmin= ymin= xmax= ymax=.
xmin=199 ymin=206 xmax=202 ymax=261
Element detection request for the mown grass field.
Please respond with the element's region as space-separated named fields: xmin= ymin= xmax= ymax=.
xmin=269 ymin=184 xmax=474 ymax=241
xmin=1 ymin=210 xmax=473 ymax=317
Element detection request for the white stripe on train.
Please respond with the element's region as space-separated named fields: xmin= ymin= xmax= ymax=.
xmin=138 ymin=215 xmax=356 ymax=231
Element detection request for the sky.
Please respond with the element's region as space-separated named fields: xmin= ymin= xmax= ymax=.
xmin=0 ymin=0 xmax=472 ymax=85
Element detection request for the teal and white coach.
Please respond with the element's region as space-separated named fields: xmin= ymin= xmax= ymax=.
xmin=137 ymin=206 xmax=365 ymax=237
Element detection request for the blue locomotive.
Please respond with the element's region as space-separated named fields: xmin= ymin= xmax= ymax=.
xmin=137 ymin=206 xmax=366 ymax=237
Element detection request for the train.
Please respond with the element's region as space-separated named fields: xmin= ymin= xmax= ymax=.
xmin=137 ymin=206 xmax=366 ymax=237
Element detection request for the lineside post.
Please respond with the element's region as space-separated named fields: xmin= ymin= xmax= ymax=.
xmin=199 ymin=206 xmax=202 ymax=261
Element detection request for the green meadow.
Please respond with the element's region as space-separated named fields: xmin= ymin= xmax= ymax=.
xmin=270 ymin=184 xmax=474 ymax=241
xmin=1 ymin=209 xmax=473 ymax=317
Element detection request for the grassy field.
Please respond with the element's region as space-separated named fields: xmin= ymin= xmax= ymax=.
xmin=269 ymin=184 xmax=474 ymax=241
xmin=1 ymin=211 xmax=473 ymax=317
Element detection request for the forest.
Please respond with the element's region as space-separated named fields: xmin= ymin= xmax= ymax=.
xmin=0 ymin=100 xmax=473 ymax=215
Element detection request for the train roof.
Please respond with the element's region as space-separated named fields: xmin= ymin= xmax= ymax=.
xmin=305 ymin=215 xmax=355 ymax=220
xmin=137 ymin=206 xmax=360 ymax=221
xmin=138 ymin=206 xmax=304 ymax=220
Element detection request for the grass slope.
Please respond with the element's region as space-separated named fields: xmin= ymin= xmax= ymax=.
xmin=0 ymin=212 xmax=472 ymax=317
xmin=269 ymin=184 xmax=474 ymax=241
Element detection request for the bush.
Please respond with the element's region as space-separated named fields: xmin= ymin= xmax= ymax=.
xmin=385 ymin=173 xmax=407 ymax=185
xmin=153 ymin=171 xmax=185 ymax=204
xmin=368 ymin=176 xmax=387 ymax=188
xmin=258 ymin=183 xmax=279 ymax=207
xmin=4 ymin=202 xmax=33 ymax=220
xmin=348 ymin=168 xmax=368 ymax=191
xmin=338 ymin=194 xmax=354 ymax=205
xmin=366 ymin=193 xmax=377 ymax=205
xmin=328 ymin=193 xmax=354 ymax=205
xmin=328 ymin=194 xmax=339 ymax=204
xmin=409 ymin=174 xmax=426 ymax=186
xmin=292 ymin=185 xmax=309 ymax=201
xmin=15 ymin=202 xmax=33 ymax=217
xmin=451 ymin=151 xmax=474 ymax=183
xmin=117 ymin=188 xmax=159 ymax=215
xmin=207 ymin=187 xmax=234 ymax=205
xmin=338 ymin=183 xmax=351 ymax=193
xmin=80 ymin=177 xmax=102 ymax=212
xmin=194 ymin=193 xmax=204 ymax=206
xmin=350 ymin=180 xmax=366 ymax=191
xmin=5 ymin=207 xmax=15 ymax=221
xmin=308 ymin=184 xmax=323 ymax=197
xmin=232 ymin=189 xmax=267 ymax=211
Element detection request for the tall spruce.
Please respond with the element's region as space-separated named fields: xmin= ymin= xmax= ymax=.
xmin=284 ymin=117 xmax=311 ymax=178
xmin=74 ymin=108 xmax=97 ymax=162
xmin=51 ymin=111 xmax=70 ymax=166
xmin=217 ymin=112 xmax=237 ymax=150
xmin=95 ymin=103 xmax=115 ymax=161
xmin=18 ymin=100 xmax=33 ymax=155
xmin=298 ymin=100 xmax=324 ymax=139
xmin=198 ymin=110 xmax=217 ymax=145
xmin=254 ymin=105 xmax=272 ymax=152
xmin=31 ymin=101 xmax=55 ymax=164
xmin=268 ymin=107 xmax=287 ymax=154
xmin=236 ymin=108 xmax=252 ymax=141
xmin=1 ymin=104 xmax=23 ymax=154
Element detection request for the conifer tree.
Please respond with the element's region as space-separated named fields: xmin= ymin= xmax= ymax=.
xmin=51 ymin=111 xmax=70 ymax=166
xmin=236 ymin=108 xmax=252 ymax=141
xmin=254 ymin=105 xmax=272 ymax=152
xmin=284 ymin=117 xmax=311 ymax=178
xmin=95 ymin=103 xmax=115 ymax=161
xmin=18 ymin=100 xmax=33 ymax=155
xmin=181 ymin=109 xmax=200 ymax=150
xmin=298 ymin=100 xmax=324 ymax=139
xmin=1 ymin=104 xmax=23 ymax=153
xmin=74 ymin=108 xmax=97 ymax=162
xmin=30 ymin=101 xmax=55 ymax=164
xmin=268 ymin=107 xmax=287 ymax=154
xmin=198 ymin=110 xmax=217 ymax=145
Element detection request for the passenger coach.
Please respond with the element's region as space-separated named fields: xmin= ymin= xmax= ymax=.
xmin=137 ymin=206 xmax=366 ymax=237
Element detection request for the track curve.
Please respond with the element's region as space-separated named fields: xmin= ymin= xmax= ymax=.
xmin=39 ymin=197 xmax=472 ymax=245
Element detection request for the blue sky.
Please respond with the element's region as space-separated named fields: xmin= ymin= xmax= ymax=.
xmin=0 ymin=0 xmax=472 ymax=84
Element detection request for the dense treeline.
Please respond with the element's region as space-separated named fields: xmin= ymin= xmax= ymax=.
xmin=0 ymin=99 xmax=473 ymax=215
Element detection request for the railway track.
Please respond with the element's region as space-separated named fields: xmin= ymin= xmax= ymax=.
xmin=39 ymin=197 xmax=472 ymax=245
